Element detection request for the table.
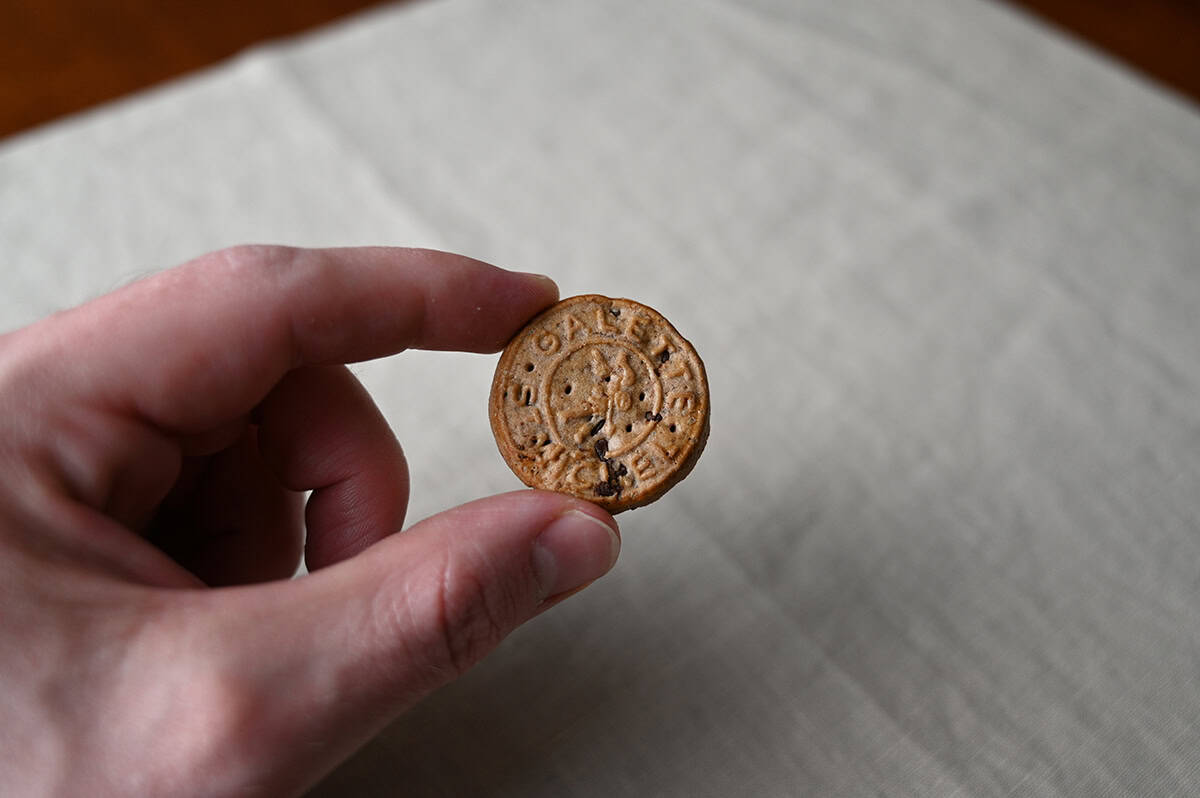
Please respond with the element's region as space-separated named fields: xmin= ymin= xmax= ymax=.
xmin=2 ymin=1 xmax=1198 ymax=794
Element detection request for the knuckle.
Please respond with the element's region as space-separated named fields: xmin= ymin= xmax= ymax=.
xmin=128 ymin=610 xmax=276 ymax=791
xmin=212 ymin=245 xmax=306 ymax=302
xmin=382 ymin=551 xmax=524 ymax=684
xmin=434 ymin=562 xmax=509 ymax=677
xmin=215 ymin=243 xmax=294 ymax=273
xmin=171 ymin=666 xmax=278 ymax=789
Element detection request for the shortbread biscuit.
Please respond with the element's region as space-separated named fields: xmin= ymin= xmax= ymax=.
xmin=489 ymin=295 xmax=709 ymax=512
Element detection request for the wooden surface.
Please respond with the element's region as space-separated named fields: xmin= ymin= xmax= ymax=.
xmin=0 ymin=0 xmax=395 ymax=139
xmin=1010 ymin=0 xmax=1200 ymax=101
xmin=0 ymin=0 xmax=1196 ymax=140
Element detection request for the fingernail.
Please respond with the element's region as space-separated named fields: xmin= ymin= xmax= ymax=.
xmin=520 ymin=272 xmax=559 ymax=298
xmin=532 ymin=510 xmax=620 ymax=600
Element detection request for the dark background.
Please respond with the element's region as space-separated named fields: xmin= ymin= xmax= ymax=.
xmin=1 ymin=0 xmax=1197 ymax=140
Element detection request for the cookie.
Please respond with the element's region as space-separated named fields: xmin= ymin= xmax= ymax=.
xmin=489 ymin=295 xmax=709 ymax=512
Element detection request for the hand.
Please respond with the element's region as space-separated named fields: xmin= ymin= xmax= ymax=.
xmin=0 ymin=246 xmax=621 ymax=796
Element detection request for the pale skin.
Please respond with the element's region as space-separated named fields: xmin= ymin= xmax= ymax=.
xmin=0 ymin=246 xmax=621 ymax=796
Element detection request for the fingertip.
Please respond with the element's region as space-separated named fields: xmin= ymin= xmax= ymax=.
xmin=518 ymin=272 xmax=560 ymax=303
xmin=532 ymin=507 xmax=621 ymax=601
xmin=502 ymin=489 xmax=620 ymax=539
xmin=474 ymin=490 xmax=620 ymax=602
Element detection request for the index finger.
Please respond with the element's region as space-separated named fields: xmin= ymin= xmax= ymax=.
xmin=27 ymin=246 xmax=558 ymax=432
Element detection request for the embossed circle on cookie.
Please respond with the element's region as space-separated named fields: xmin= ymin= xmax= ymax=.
xmin=542 ymin=339 xmax=663 ymax=457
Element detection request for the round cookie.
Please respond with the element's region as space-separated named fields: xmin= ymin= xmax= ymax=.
xmin=489 ymin=295 xmax=709 ymax=513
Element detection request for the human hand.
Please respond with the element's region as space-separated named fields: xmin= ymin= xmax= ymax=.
xmin=0 ymin=246 xmax=621 ymax=796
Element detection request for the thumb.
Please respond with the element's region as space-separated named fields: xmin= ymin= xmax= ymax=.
xmin=187 ymin=490 xmax=620 ymax=793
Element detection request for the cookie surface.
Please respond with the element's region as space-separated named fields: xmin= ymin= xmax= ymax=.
xmin=489 ymin=295 xmax=709 ymax=512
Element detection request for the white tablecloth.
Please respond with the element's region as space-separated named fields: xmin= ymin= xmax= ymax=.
xmin=2 ymin=1 xmax=1198 ymax=795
